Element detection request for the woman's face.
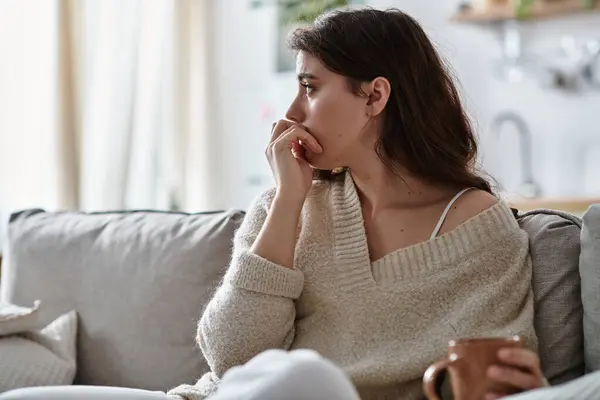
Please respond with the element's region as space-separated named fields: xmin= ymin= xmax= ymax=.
xmin=285 ymin=51 xmax=375 ymax=170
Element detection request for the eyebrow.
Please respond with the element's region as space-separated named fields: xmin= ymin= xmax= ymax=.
xmin=297 ymin=73 xmax=318 ymax=81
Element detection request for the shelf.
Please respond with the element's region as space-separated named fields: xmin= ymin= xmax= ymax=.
xmin=508 ymin=196 xmax=600 ymax=214
xmin=452 ymin=0 xmax=600 ymax=23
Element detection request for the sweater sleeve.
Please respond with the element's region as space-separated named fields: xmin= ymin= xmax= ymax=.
xmin=197 ymin=188 xmax=304 ymax=377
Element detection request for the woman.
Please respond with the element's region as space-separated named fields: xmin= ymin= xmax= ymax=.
xmin=1 ymin=7 xmax=573 ymax=400
xmin=169 ymin=7 xmax=545 ymax=400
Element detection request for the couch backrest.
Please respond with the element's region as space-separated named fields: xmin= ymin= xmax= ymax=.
xmin=0 ymin=209 xmax=245 ymax=391
xmin=580 ymin=205 xmax=600 ymax=372
xmin=517 ymin=209 xmax=585 ymax=384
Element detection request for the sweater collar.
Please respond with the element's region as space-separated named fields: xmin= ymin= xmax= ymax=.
xmin=330 ymin=171 xmax=520 ymax=287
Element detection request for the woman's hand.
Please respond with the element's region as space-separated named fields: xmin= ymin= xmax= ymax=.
xmin=267 ymin=119 xmax=323 ymax=202
xmin=484 ymin=348 xmax=546 ymax=400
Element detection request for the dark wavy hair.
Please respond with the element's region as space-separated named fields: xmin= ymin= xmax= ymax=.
xmin=288 ymin=7 xmax=492 ymax=193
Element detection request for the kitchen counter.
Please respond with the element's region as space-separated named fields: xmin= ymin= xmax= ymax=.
xmin=508 ymin=196 xmax=600 ymax=216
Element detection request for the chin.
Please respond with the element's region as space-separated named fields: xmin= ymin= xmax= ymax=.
xmin=306 ymin=151 xmax=342 ymax=172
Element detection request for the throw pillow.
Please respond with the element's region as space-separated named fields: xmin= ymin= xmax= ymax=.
xmin=0 ymin=310 xmax=77 ymax=392
xmin=580 ymin=204 xmax=600 ymax=372
xmin=3 ymin=208 xmax=244 ymax=390
xmin=0 ymin=300 xmax=42 ymax=337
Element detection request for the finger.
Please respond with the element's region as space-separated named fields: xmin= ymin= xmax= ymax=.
xmin=498 ymin=348 xmax=540 ymax=371
xmin=487 ymin=365 xmax=540 ymax=391
xmin=291 ymin=141 xmax=307 ymax=161
xmin=270 ymin=119 xmax=296 ymax=143
xmin=266 ymin=124 xmax=296 ymax=158
xmin=276 ymin=126 xmax=323 ymax=154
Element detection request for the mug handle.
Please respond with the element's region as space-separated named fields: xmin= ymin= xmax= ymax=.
xmin=422 ymin=357 xmax=460 ymax=400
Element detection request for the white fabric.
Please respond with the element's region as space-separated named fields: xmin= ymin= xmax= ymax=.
xmin=211 ymin=349 xmax=360 ymax=400
xmin=429 ymin=187 xmax=474 ymax=239
xmin=0 ymin=300 xmax=42 ymax=337
xmin=0 ymin=387 xmax=168 ymax=400
xmin=0 ymin=0 xmax=62 ymax=212
xmin=78 ymin=0 xmax=217 ymax=211
xmin=78 ymin=0 xmax=178 ymax=210
xmin=1 ymin=350 xmax=359 ymax=400
xmin=2 ymin=350 xmax=600 ymax=400
xmin=504 ymin=371 xmax=600 ymax=400
xmin=0 ymin=310 xmax=77 ymax=392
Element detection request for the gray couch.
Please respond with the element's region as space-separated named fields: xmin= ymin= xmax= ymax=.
xmin=1 ymin=205 xmax=599 ymax=393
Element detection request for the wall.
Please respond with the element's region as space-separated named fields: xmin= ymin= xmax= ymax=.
xmin=211 ymin=0 xmax=600 ymax=210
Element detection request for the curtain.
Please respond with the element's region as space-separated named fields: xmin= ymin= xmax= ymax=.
xmin=77 ymin=0 xmax=180 ymax=210
xmin=0 ymin=0 xmax=61 ymax=212
xmin=0 ymin=0 xmax=216 ymax=216
xmin=175 ymin=0 xmax=218 ymax=211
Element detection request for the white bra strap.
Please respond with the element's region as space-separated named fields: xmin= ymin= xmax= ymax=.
xmin=429 ymin=188 xmax=474 ymax=240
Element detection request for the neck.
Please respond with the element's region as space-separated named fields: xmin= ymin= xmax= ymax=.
xmin=347 ymin=156 xmax=453 ymax=215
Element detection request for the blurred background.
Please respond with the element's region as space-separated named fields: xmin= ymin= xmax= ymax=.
xmin=1 ymin=0 xmax=599 ymax=233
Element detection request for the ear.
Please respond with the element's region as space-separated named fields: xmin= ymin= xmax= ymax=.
xmin=365 ymin=77 xmax=391 ymax=117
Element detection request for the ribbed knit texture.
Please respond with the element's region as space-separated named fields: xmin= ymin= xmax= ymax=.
xmin=0 ymin=310 xmax=77 ymax=391
xmin=168 ymin=172 xmax=537 ymax=400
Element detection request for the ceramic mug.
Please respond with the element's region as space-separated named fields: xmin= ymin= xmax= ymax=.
xmin=423 ymin=336 xmax=523 ymax=400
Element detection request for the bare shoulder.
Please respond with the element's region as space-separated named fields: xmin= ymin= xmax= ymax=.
xmin=438 ymin=189 xmax=499 ymax=234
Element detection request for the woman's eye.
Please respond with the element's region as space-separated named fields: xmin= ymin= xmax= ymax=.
xmin=301 ymin=82 xmax=315 ymax=93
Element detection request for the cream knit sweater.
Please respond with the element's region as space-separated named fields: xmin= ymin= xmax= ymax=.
xmin=168 ymin=172 xmax=537 ymax=400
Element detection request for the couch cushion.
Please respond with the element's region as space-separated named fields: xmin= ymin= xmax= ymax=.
xmin=517 ymin=209 xmax=585 ymax=384
xmin=0 ymin=209 xmax=245 ymax=391
xmin=580 ymin=205 xmax=600 ymax=372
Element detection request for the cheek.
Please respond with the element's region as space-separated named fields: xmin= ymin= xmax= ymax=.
xmin=309 ymin=96 xmax=365 ymax=143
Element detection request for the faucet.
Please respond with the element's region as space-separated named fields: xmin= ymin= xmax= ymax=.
xmin=490 ymin=111 xmax=541 ymax=198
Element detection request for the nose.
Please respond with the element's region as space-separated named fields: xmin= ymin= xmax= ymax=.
xmin=285 ymin=95 xmax=305 ymax=123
